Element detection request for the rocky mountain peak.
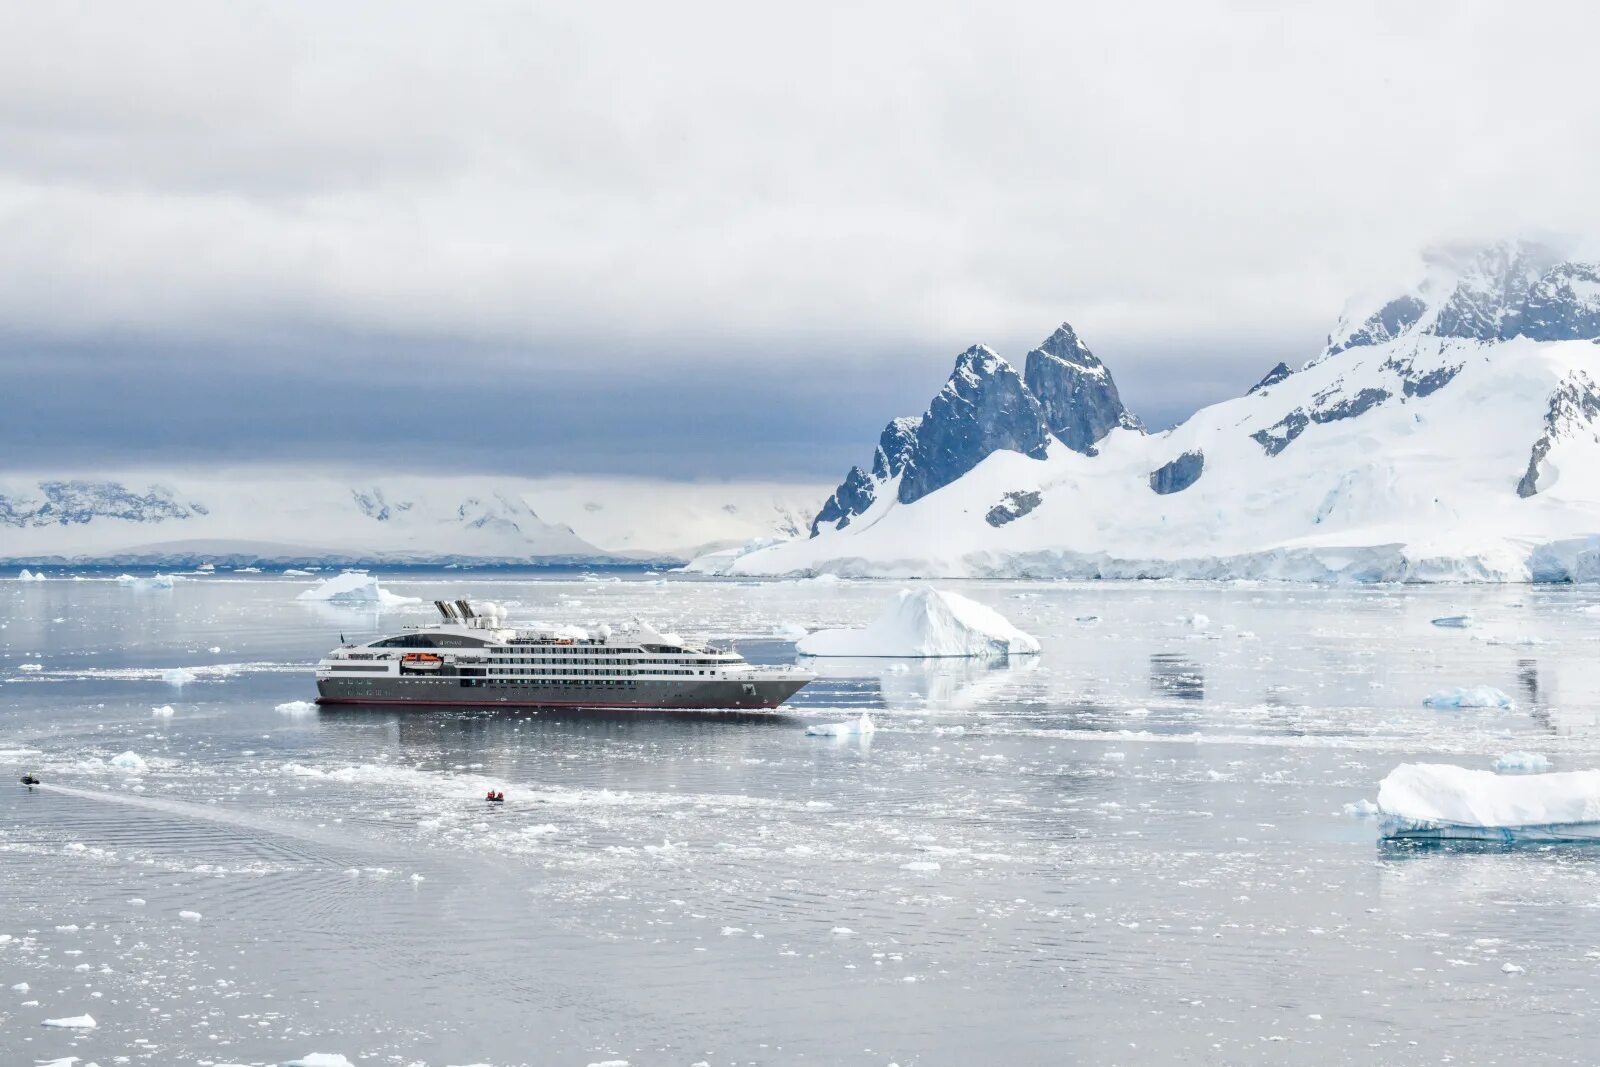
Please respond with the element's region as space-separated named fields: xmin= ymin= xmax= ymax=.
xmin=810 ymin=323 xmax=1141 ymax=535
xmin=1023 ymin=321 xmax=1141 ymax=455
xmin=897 ymin=346 xmax=1048 ymax=505
xmin=1325 ymin=239 xmax=1600 ymax=358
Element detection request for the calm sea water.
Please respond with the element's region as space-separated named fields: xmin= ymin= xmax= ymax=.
xmin=5 ymin=572 xmax=1600 ymax=1066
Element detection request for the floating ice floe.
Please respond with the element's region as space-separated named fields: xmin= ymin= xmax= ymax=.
xmin=179 ymin=909 xmax=202 ymax=921
xmin=1423 ymin=686 xmax=1513 ymax=710
xmin=275 ymin=700 xmax=318 ymax=715
xmin=296 ymin=571 xmax=420 ymax=608
xmin=41 ymin=1014 xmax=97 ymax=1028
xmin=109 ymin=751 xmax=148 ymax=774
xmin=1493 ymin=751 xmax=1552 ymax=773
xmin=117 ymin=572 xmax=177 ymax=590
xmin=151 ymin=705 xmax=176 ymax=717
xmin=796 ymin=588 xmax=1040 ymax=658
xmin=17 ymin=662 xmax=42 ymax=672
xmin=283 ymin=1056 xmax=356 ymax=1067
xmin=1378 ymin=762 xmax=1600 ymax=841
xmin=1341 ymin=798 xmax=1380 ymax=817
xmin=1430 ymin=614 xmax=1473 ymax=628
xmin=162 ymin=668 xmax=198 ymax=687
xmin=17 ymin=568 xmax=45 ymax=582
xmin=806 ymin=713 xmax=877 ymax=737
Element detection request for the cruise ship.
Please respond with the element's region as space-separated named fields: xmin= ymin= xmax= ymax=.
xmin=315 ymin=599 xmax=814 ymax=710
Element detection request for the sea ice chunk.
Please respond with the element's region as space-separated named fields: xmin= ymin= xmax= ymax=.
xmin=283 ymin=1056 xmax=356 ymax=1067
xmin=275 ymin=700 xmax=318 ymax=715
xmin=806 ymin=713 xmax=877 ymax=737
xmin=151 ymin=705 xmax=175 ymax=717
xmin=109 ymin=751 xmax=148 ymax=774
xmin=17 ymin=568 xmax=45 ymax=581
xmin=1493 ymin=751 xmax=1552 ymax=773
xmin=1430 ymin=614 xmax=1473 ymax=628
xmin=118 ymin=573 xmax=177 ymax=590
xmin=796 ymin=588 xmax=1040 ymax=658
xmin=162 ymin=668 xmax=197 ymax=686
xmin=41 ymin=1014 xmax=97 ymax=1028
xmin=1378 ymin=762 xmax=1600 ymax=840
xmin=17 ymin=662 xmax=42 ymax=672
xmin=1423 ymin=686 xmax=1513 ymax=709
xmin=296 ymin=572 xmax=419 ymax=608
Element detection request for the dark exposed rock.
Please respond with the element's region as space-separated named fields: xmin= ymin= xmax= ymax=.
xmin=1324 ymin=243 xmax=1600 ymax=354
xmin=1251 ymin=410 xmax=1310 ymax=456
xmin=1022 ymin=323 xmax=1141 ymax=455
xmin=352 ymin=489 xmax=415 ymax=522
xmin=810 ymin=466 xmax=875 ymax=536
xmin=1329 ymin=296 xmax=1427 ymax=355
xmin=809 ymin=322 xmax=1145 ymax=535
xmin=897 ymin=346 xmax=1050 ymax=506
xmin=1149 ymin=451 xmax=1205 ymax=494
xmin=1248 ymin=362 xmax=1292 ymax=394
xmin=871 ymin=417 xmax=921 ymax=482
xmin=1520 ymin=262 xmax=1600 ymax=341
xmin=1431 ymin=244 xmax=1540 ymax=340
xmin=1310 ymin=387 xmax=1390 ymax=423
xmin=1402 ymin=364 xmax=1462 ymax=398
xmin=0 ymin=481 xmax=204 ymax=528
xmin=985 ymin=490 xmax=1043 ymax=527
xmin=1518 ymin=372 xmax=1600 ymax=498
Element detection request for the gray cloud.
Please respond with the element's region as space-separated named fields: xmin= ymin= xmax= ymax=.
xmin=2 ymin=2 xmax=1597 ymax=476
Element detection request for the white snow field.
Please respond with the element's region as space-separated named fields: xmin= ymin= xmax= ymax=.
xmin=1379 ymin=763 xmax=1600 ymax=840
xmin=709 ymin=248 xmax=1600 ymax=582
xmin=795 ymin=587 xmax=1040 ymax=657
xmin=0 ymin=473 xmax=825 ymax=565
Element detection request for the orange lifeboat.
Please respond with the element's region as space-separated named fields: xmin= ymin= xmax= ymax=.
xmin=401 ymin=652 xmax=444 ymax=672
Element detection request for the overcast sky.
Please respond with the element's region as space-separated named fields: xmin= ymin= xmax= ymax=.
xmin=4 ymin=1 xmax=1600 ymax=480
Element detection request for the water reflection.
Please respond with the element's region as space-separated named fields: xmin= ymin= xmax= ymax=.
xmin=801 ymin=656 xmax=1040 ymax=712
xmin=1149 ymin=652 xmax=1204 ymax=701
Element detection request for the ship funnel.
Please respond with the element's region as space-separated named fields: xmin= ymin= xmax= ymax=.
xmin=455 ymin=599 xmax=476 ymax=619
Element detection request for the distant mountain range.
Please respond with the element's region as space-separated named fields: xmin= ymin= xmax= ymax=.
xmin=704 ymin=240 xmax=1600 ymax=582
xmin=0 ymin=474 xmax=824 ymax=566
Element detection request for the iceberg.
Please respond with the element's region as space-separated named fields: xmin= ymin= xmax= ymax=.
xmin=1423 ymin=686 xmax=1513 ymax=709
xmin=41 ymin=1015 xmax=97 ymax=1028
xmin=796 ymin=588 xmax=1040 ymax=658
xmin=275 ymin=700 xmax=318 ymax=715
xmin=296 ymin=571 xmax=419 ymax=608
xmin=17 ymin=568 xmax=45 ymax=581
xmin=806 ymin=713 xmax=877 ymax=737
xmin=109 ymin=751 xmax=148 ymax=774
xmin=117 ymin=572 xmax=177 ymax=590
xmin=1378 ymin=762 xmax=1600 ymax=841
xmin=1430 ymin=614 xmax=1473 ymax=628
xmin=283 ymin=1056 xmax=356 ymax=1067
xmin=1493 ymin=751 xmax=1552 ymax=773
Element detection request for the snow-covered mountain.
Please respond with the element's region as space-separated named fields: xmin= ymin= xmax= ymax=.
xmin=706 ymin=240 xmax=1600 ymax=582
xmin=0 ymin=473 xmax=826 ymax=566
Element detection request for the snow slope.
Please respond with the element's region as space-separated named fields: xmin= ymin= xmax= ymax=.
xmin=710 ymin=241 xmax=1600 ymax=582
xmin=0 ymin=473 xmax=826 ymax=565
